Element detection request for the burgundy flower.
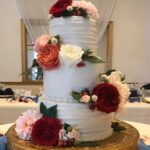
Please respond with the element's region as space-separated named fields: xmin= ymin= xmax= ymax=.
xmin=50 ymin=0 xmax=72 ymax=17
xmin=92 ymin=83 xmax=120 ymax=113
xmin=31 ymin=116 xmax=61 ymax=146
xmin=37 ymin=44 xmax=60 ymax=70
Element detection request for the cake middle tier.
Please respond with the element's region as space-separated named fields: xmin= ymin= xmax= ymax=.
xmin=44 ymin=63 xmax=100 ymax=101
xmin=49 ymin=16 xmax=98 ymax=50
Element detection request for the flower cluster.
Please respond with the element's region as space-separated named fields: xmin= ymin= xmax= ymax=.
xmin=71 ymin=71 xmax=130 ymax=114
xmin=58 ymin=124 xmax=80 ymax=147
xmin=15 ymin=103 xmax=80 ymax=147
xmin=100 ymin=70 xmax=130 ymax=113
xmin=49 ymin=0 xmax=99 ymax=20
xmin=34 ymin=35 xmax=104 ymax=70
xmin=71 ymin=88 xmax=98 ymax=111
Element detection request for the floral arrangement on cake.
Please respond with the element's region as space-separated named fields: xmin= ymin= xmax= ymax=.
xmin=34 ymin=34 xmax=104 ymax=70
xmin=49 ymin=0 xmax=99 ymax=20
xmin=15 ymin=103 xmax=80 ymax=147
xmin=71 ymin=70 xmax=130 ymax=113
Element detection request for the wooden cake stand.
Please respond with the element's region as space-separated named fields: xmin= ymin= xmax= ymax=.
xmin=6 ymin=121 xmax=139 ymax=150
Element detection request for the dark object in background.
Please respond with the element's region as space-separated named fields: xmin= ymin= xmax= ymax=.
xmin=141 ymin=83 xmax=150 ymax=90
xmin=141 ymin=83 xmax=150 ymax=98
xmin=129 ymin=89 xmax=141 ymax=103
xmin=0 ymin=88 xmax=14 ymax=95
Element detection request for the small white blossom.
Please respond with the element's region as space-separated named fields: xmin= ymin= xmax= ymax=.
xmin=51 ymin=37 xmax=58 ymax=44
xmin=59 ymin=129 xmax=68 ymax=140
xmin=67 ymin=128 xmax=80 ymax=140
xmin=48 ymin=14 xmax=53 ymax=20
xmin=67 ymin=6 xmax=73 ymax=11
xmin=101 ymin=74 xmax=108 ymax=82
xmin=80 ymin=95 xmax=91 ymax=103
xmin=91 ymin=95 xmax=98 ymax=102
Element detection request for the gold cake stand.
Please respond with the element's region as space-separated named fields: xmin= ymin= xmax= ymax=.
xmin=6 ymin=121 xmax=139 ymax=150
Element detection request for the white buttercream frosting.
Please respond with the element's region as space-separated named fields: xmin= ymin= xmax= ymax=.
xmin=49 ymin=16 xmax=98 ymax=50
xmin=42 ymin=15 xmax=113 ymax=143
xmin=44 ymin=63 xmax=100 ymax=100
xmin=39 ymin=99 xmax=113 ymax=142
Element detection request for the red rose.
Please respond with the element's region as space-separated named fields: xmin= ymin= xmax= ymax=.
xmin=92 ymin=83 xmax=120 ymax=113
xmin=31 ymin=116 xmax=62 ymax=146
xmin=37 ymin=44 xmax=60 ymax=70
xmin=50 ymin=0 xmax=72 ymax=17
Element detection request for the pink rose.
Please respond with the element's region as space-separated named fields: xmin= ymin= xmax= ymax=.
xmin=34 ymin=34 xmax=51 ymax=52
xmin=72 ymin=1 xmax=99 ymax=19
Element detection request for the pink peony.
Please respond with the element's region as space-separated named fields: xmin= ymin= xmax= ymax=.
xmin=72 ymin=1 xmax=99 ymax=19
xmin=34 ymin=34 xmax=51 ymax=52
xmin=15 ymin=109 xmax=42 ymax=140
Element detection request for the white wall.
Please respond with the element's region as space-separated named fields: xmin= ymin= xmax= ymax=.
xmin=0 ymin=0 xmax=150 ymax=82
xmin=111 ymin=0 xmax=150 ymax=82
xmin=0 ymin=0 xmax=21 ymax=82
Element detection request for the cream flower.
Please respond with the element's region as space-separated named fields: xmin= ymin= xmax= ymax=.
xmin=59 ymin=44 xmax=84 ymax=67
xmin=51 ymin=37 xmax=58 ymax=44
xmin=108 ymin=71 xmax=123 ymax=83
xmin=111 ymin=82 xmax=130 ymax=113
xmin=91 ymin=95 xmax=98 ymax=102
xmin=15 ymin=109 xmax=42 ymax=140
xmin=80 ymin=95 xmax=91 ymax=103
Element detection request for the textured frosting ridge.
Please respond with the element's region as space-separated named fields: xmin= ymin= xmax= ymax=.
xmin=49 ymin=16 xmax=98 ymax=50
xmin=39 ymin=99 xmax=113 ymax=142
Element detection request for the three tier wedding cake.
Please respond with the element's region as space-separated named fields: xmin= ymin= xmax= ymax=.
xmin=14 ymin=0 xmax=130 ymax=147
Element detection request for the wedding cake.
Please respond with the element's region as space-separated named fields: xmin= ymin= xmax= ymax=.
xmin=13 ymin=0 xmax=130 ymax=148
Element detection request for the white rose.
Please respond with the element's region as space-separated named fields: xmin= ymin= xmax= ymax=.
xmin=80 ymin=95 xmax=91 ymax=103
xmin=59 ymin=44 xmax=84 ymax=67
xmin=91 ymin=95 xmax=98 ymax=102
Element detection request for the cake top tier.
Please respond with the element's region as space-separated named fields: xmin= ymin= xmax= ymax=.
xmin=49 ymin=0 xmax=99 ymax=20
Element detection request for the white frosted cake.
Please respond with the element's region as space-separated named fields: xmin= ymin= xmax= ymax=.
xmin=14 ymin=0 xmax=130 ymax=147
xmin=41 ymin=4 xmax=113 ymax=142
xmin=49 ymin=16 xmax=98 ymax=50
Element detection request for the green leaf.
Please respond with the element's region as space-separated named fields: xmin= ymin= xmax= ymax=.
xmin=104 ymin=69 xmax=116 ymax=76
xmin=47 ymin=105 xmax=57 ymax=118
xmin=40 ymin=103 xmax=58 ymax=118
xmin=111 ymin=121 xmax=126 ymax=132
xmin=83 ymin=56 xmax=105 ymax=63
xmin=71 ymin=91 xmax=81 ymax=101
xmin=64 ymin=123 xmax=72 ymax=132
xmin=54 ymin=35 xmax=61 ymax=43
xmin=75 ymin=141 xmax=98 ymax=147
xmin=40 ymin=102 xmax=48 ymax=116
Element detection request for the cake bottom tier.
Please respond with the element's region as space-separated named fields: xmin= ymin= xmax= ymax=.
xmin=39 ymin=99 xmax=113 ymax=142
xmin=6 ymin=121 xmax=139 ymax=150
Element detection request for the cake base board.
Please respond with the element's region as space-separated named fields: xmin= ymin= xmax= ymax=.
xmin=6 ymin=121 xmax=139 ymax=150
